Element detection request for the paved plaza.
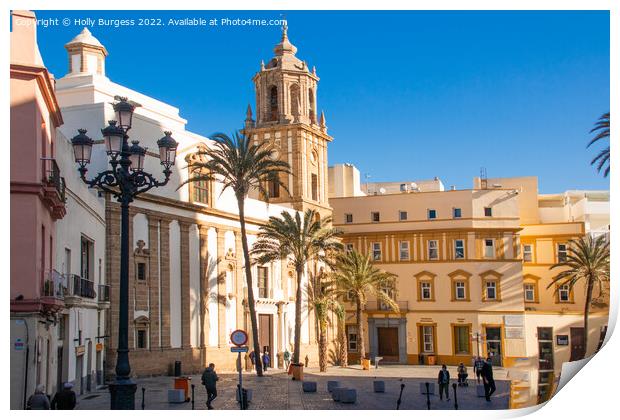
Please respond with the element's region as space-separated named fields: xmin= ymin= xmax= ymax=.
xmin=76 ymin=365 xmax=510 ymax=410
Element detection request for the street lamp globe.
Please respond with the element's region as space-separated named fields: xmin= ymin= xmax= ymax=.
xmin=156 ymin=131 xmax=178 ymax=168
xmin=113 ymin=96 xmax=136 ymax=131
xmin=128 ymin=140 xmax=147 ymax=172
xmin=101 ymin=121 xmax=125 ymax=158
xmin=70 ymin=129 xmax=94 ymax=167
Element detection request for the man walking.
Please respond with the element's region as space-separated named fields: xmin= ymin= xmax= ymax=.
xmin=201 ymin=363 xmax=219 ymax=409
xmin=474 ymin=356 xmax=484 ymax=384
xmin=249 ymin=350 xmax=256 ymax=371
xmin=262 ymin=351 xmax=271 ymax=372
xmin=283 ymin=349 xmax=291 ymax=370
xmin=437 ymin=364 xmax=451 ymax=401
xmin=51 ymin=383 xmax=77 ymax=410
xmin=481 ymin=357 xmax=496 ymax=402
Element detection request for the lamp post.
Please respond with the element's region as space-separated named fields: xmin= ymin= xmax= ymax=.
xmin=70 ymin=96 xmax=178 ymax=409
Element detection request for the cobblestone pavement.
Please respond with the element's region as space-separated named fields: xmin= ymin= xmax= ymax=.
xmin=76 ymin=365 xmax=510 ymax=410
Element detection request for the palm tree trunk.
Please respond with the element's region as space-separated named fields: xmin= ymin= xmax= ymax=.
xmin=356 ymin=298 xmax=365 ymax=363
xmin=293 ymin=268 xmax=303 ymax=364
xmin=583 ymin=278 xmax=594 ymax=357
xmin=339 ymin=316 xmax=348 ymax=367
xmin=237 ymin=196 xmax=263 ymax=376
xmin=319 ymin=318 xmax=328 ymax=372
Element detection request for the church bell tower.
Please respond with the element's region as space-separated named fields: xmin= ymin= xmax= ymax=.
xmin=244 ymin=24 xmax=332 ymax=216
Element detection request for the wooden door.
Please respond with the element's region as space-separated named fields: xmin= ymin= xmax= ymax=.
xmin=377 ymin=327 xmax=399 ymax=361
xmin=258 ymin=314 xmax=273 ymax=367
xmin=570 ymin=327 xmax=585 ymax=361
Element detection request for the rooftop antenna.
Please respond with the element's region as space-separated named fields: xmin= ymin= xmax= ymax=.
xmin=480 ymin=167 xmax=488 ymax=190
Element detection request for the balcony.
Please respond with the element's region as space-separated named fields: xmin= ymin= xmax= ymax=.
xmin=41 ymin=269 xmax=65 ymax=299
xmin=67 ymin=274 xmax=96 ymax=299
xmin=365 ymin=300 xmax=408 ymax=312
xmin=41 ymin=158 xmax=66 ymax=220
xmin=98 ymin=284 xmax=110 ymax=303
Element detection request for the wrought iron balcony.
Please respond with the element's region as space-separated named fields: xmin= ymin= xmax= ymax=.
xmin=41 ymin=269 xmax=65 ymax=299
xmin=98 ymin=284 xmax=110 ymax=302
xmin=67 ymin=274 xmax=97 ymax=299
xmin=40 ymin=157 xmax=67 ymax=219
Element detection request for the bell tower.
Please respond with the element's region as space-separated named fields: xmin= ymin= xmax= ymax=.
xmin=245 ymin=24 xmax=332 ymax=216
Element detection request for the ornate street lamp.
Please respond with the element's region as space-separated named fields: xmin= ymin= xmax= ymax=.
xmin=70 ymin=97 xmax=178 ymax=410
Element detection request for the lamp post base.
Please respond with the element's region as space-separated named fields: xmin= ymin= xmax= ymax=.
xmin=109 ymin=379 xmax=137 ymax=410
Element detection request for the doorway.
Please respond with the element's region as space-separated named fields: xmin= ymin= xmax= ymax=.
xmin=570 ymin=327 xmax=585 ymax=361
xmin=485 ymin=327 xmax=503 ymax=366
xmin=377 ymin=327 xmax=399 ymax=362
xmin=56 ymin=346 xmax=64 ymax=392
xmin=258 ymin=314 xmax=273 ymax=367
xmin=75 ymin=355 xmax=83 ymax=395
xmin=86 ymin=341 xmax=92 ymax=392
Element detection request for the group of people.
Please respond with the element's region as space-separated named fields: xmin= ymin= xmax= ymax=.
xmin=26 ymin=383 xmax=77 ymax=410
xmin=248 ymin=350 xmax=273 ymax=372
xmin=437 ymin=356 xmax=497 ymax=402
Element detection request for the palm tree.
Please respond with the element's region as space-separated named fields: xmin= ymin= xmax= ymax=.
xmin=587 ymin=112 xmax=610 ymax=177
xmin=548 ymin=235 xmax=610 ymax=355
xmin=181 ymin=131 xmax=290 ymax=376
xmin=332 ymin=250 xmax=398 ymax=364
xmin=252 ymin=209 xmax=342 ymax=365
xmin=333 ymin=303 xmax=348 ymax=367
xmin=306 ymin=269 xmax=340 ymax=372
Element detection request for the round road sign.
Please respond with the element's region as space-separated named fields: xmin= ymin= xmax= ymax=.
xmin=230 ymin=329 xmax=248 ymax=346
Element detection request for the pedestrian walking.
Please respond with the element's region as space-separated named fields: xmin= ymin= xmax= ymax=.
xmin=249 ymin=350 xmax=256 ymax=371
xmin=457 ymin=363 xmax=468 ymax=386
xmin=437 ymin=364 xmax=450 ymax=401
xmin=51 ymin=382 xmax=77 ymax=410
xmin=262 ymin=351 xmax=271 ymax=372
xmin=481 ymin=357 xmax=496 ymax=402
xmin=27 ymin=384 xmax=50 ymax=410
xmin=283 ymin=349 xmax=291 ymax=370
xmin=201 ymin=363 xmax=219 ymax=409
xmin=474 ymin=356 xmax=484 ymax=384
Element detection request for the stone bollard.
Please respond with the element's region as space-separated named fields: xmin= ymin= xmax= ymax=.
xmin=373 ymin=380 xmax=385 ymax=393
xmin=327 ymin=381 xmax=340 ymax=393
xmin=332 ymin=387 xmax=347 ymax=401
xmin=303 ymin=381 xmax=317 ymax=393
xmin=340 ymin=389 xmax=357 ymax=404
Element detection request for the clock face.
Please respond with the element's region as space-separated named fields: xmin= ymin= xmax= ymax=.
xmin=230 ymin=329 xmax=248 ymax=346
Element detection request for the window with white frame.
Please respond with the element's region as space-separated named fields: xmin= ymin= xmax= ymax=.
xmin=420 ymin=282 xmax=432 ymax=300
xmin=422 ymin=326 xmax=434 ymax=353
xmin=428 ymin=209 xmax=437 ymax=220
xmin=484 ymin=239 xmax=495 ymax=258
xmin=455 ymin=281 xmax=466 ymax=300
xmin=345 ymin=213 xmax=353 ymax=224
xmin=524 ymin=284 xmax=536 ymax=302
xmin=428 ymin=240 xmax=439 ymax=260
xmin=558 ymin=284 xmax=570 ymax=302
xmin=557 ymin=243 xmax=568 ymax=263
xmin=453 ymin=207 xmax=462 ymax=218
xmin=454 ymin=239 xmax=465 ymax=259
xmin=371 ymin=212 xmax=380 ymax=223
xmin=399 ymin=241 xmax=410 ymax=261
xmin=486 ymin=281 xmax=497 ymax=300
xmin=347 ymin=325 xmax=358 ymax=352
xmin=399 ymin=210 xmax=408 ymax=221
xmin=523 ymin=244 xmax=533 ymax=262
xmin=372 ymin=242 xmax=382 ymax=261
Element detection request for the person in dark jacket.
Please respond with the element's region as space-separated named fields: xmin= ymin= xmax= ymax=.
xmin=481 ymin=357 xmax=496 ymax=401
xmin=201 ymin=363 xmax=219 ymax=409
xmin=27 ymin=384 xmax=50 ymax=410
xmin=51 ymin=383 xmax=77 ymax=410
xmin=249 ymin=350 xmax=256 ymax=371
xmin=262 ymin=351 xmax=270 ymax=372
xmin=457 ymin=363 xmax=468 ymax=386
xmin=474 ymin=356 xmax=485 ymax=384
xmin=437 ymin=365 xmax=451 ymax=401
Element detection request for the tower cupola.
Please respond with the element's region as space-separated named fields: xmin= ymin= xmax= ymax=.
xmin=64 ymin=28 xmax=108 ymax=77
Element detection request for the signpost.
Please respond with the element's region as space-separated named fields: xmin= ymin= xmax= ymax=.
xmin=230 ymin=330 xmax=248 ymax=410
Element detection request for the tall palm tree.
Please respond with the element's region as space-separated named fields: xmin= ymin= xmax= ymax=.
xmin=548 ymin=235 xmax=610 ymax=355
xmin=332 ymin=250 xmax=398 ymax=363
xmin=333 ymin=303 xmax=348 ymax=367
xmin=252 ymin=209 xmax=342 ymax=365
xmin=587 ymin=112 xmax=610 ymax=177
xmin=181 ymin=131 xmax=290 ymax=376
xmin=306 ymin=269 xmax=341 ymax=372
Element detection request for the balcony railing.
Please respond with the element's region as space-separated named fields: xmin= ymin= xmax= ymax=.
xmin=68 ymin=274 xmax=97 ymax=299
xmin=41 ymin=157 xmax=66 ymax=202
xmin=98 ymin=284 xmax=110 ymax=302
xmin=41 ymin=269 xmax=65 ymax=299
xmin=365 ymin=300 xmax=408 ymax=312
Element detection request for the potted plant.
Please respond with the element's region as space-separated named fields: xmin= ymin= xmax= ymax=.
xmin=361 ymin=353 xmax=371 ymax=370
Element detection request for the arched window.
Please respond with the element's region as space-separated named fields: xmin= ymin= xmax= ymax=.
xmin=269 ymin=86 xmax=278 ymax=121
xmin=290 ymin=84 xmax=300 ymax=117
xmin=308 ymin=88 xmax=316 ymax=123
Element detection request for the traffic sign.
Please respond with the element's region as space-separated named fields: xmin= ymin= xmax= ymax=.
xmin=230 ymin=329 xmax=248 ymax=346
xmin=231 ymin=346 xmax=248 ymax=353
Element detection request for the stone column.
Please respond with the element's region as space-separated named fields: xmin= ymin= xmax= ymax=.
xmin=127 ymin=208 xmax=135 ymax=350
xmin=199 ymin=226 xmax=210 ymax=350
xmin=179 ymin=222 xmax=191 ymax=348
xmin=106 ymin=203 xmax=121 ymax=353
xmin=216 ymin=229 xmax=227 ymax=346
xmin=147 ymin=216 xmax=160 ymax=349
xmin=276 ymin=302 xmax=284 ymax=368
xmin=159 ymin=219 xmax=171 ymax=348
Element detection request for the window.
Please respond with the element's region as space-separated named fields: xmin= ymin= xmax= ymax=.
xmin=345 ymin=213 xmax=353 ymax=224
xmin=347 ymin=325 xmax=358 ymax=352
xmin=524 ymin=284 xmax=536 ymax=302
xmin=137 ymin=262 xmax=146 ymax=281
xmin=454 ymin=239 xmax=465 ymax=259
xmin=523 ymin=244 xmax=533 ymax=262
xmin=399 ymin=210 xmax=408 ymax=221
xmin=557 ymin=243 xmax=568 ymax=263
xmin=427 ymin=209 xmax=437 ymax=220
xmin=190 ymin=169 xmax=210 ymax=204
xmin=399 ymin=183 xmax=407 ymax=192
xmin=308 ymin=89 xmax=316 ymax=123
xmin=422 ymin=326 xmax=434 ymax=353
xmin=453 ymin=208 xmax=462 ymax=218
xmin=486 ymin=281 xmax=497 ymax=300
xmin=137 ymin=330 xmax=147 ymax=349
xmin=558 ymin=284 xmax=570 ymax=302
xmin=454 ymin=326 xmax=470 ymax=354
xmin=267 ymin=174 xmax=280 ymax=198
xmin=346 ymin=290 xmax=355 ymax=301
xmin=399 ymin=241 xmax=410 ymax=261
xmin=311 ymin=174 xmax=318 ymax=201
xmin=81 ymin=236 xmax=94 ymax=280
xmin=428 ymin=240 xmax=438 ymax=260
xmin=484 ymin=239 xmax=495 ymax=258
xmin=269 ymin=85 xmax=278 ymax=121
xmin=420 ymin=282 xmax=432 ymax=300
xmin=455 ymin=282 xmax=466 ymax=300
xmin=372 ymin=243 xmax=381 ymax=261
xmin=371 ymin=212 xmax=380 ymax=223
xmin=257 ymin=267 xmax=269 ymax=298
xmin=345 ymin=243 xmax=354 ymax=254
xmin=484 ymin=207 xmax=493 ymax=217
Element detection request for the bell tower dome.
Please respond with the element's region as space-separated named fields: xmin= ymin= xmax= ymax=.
xmin=245 ymin=24 xmax=332 ymax=215
xmin=64 ymin=28 xmax=108 ymax=77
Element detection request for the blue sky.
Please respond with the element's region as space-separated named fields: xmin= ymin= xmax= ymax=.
xmin=31 ymin=10 xmax=610 ymax=193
